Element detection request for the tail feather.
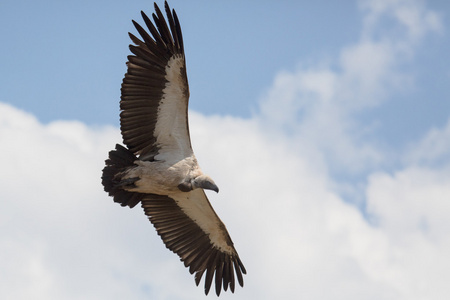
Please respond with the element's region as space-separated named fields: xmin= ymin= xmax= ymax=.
xmin=102 ymin=144 xmax=144 ymax=208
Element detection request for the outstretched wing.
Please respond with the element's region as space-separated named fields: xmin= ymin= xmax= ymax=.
xmin=120 ymin=1 xmax=191 ymax=161
xmin=141 ymin=189 xmax=246 ymax=296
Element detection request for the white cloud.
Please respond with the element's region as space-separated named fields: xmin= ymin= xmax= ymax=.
xmin=2 ymin=95 xmax=450 ymax=300
xmin=366 ymin=166 xmax=450 ymax=299
xmin=359 ymin=0 xmax=443 ymax=41
xmin=405 ymin=117 xmax=450 ymax=165
xmin=1 ymin=0 xmax=449 ymax=300
xmin=259 ymin=0 xmax=442 ymax=176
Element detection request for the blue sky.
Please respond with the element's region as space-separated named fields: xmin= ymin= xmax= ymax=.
xmin=1 ymin=1 xmax=450 ymax=299
xmin=1 ymin=0 xmax=361 ymax=124
xmin=2 ymin=1 xmax=449 ymax=147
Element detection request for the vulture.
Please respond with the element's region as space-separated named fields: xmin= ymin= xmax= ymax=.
xmin=101 ymin=1 xmax=246 ymax=296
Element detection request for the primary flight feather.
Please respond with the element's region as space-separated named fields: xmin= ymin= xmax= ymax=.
xmin=101 ymin=1 xmax=246 ymax=296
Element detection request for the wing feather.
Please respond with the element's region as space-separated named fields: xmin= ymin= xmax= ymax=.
xmin=164 ymin=2 xmax=180 ymax=52
xmin=120 ymin=2 xmax=189 ymax=160
xmin=153 ymin=4 xmax=174 ymax=50
xmin=141 ymin=190 xmax=246 ymax=296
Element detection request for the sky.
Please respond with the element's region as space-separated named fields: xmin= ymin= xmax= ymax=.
xmin=1 ymin=0 xmax=450 ymax=299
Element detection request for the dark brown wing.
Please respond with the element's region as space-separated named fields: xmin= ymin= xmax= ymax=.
xmin=120 ymin=1 xmax=190 ymax=161
xmin=141 ymin=189 xmax=246 ymax=296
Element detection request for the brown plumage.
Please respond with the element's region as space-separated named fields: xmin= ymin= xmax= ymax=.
xmin=102 ymin=1 xmax=246 ymax=296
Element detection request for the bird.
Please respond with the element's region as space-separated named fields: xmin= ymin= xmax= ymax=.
xmin=101 ymin=1 xmax=246 ymax=296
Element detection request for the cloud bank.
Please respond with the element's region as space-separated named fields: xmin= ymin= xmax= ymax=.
xmin=1 ymin=0 xmax=448 ymax=299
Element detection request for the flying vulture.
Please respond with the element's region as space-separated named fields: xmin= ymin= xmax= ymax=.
xmin=101 ymin=1 xmax=246 ymax=296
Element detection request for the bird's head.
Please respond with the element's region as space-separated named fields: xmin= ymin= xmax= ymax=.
xmin=192 ymin=175 xmax=219 ymax=193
